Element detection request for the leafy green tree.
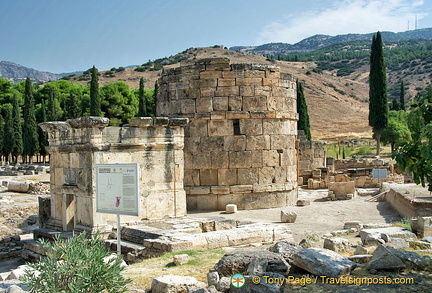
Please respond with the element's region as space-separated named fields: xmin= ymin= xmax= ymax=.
xmin=64 ymin=91 xmax=82 ymax=119
xmin=399 ymin=80 xmax=406 ymax=111
xmin=21 ymin=231 xmax=130 ymax=293
xmin=22 ymin=77 xmax=39 ymax=163
xmin=369 ymin=32 xmax=388 ymax=156
xmin=100 ymin=81 xmax=137 ymax=126
xmin=90 ymin=66 xmax=101 ymax=116
xmin=381 ymin=111 xmax=411 ymax=152
xmin=137 ymin=77 xmax=147 ymax=117
xmin=394 ymin=92 xmax=432 ymax=191
xmin=296 ymin=80 xmax=311 ymax=140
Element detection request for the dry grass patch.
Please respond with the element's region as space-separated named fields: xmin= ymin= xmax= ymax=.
xmin=123 ymin=249 xmax=226 ymax=291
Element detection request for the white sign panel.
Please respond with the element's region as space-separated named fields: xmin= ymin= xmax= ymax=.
xmin=96 ymin=163 xmax=139 ymax=216
xmin=372 ymin=168 xmax=388 ymax=179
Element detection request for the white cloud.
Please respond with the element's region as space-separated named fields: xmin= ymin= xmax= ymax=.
xmin=257 ymin=0 xmax=427 ymax=44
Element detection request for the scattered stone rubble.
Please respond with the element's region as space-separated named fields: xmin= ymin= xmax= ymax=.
xmin=149 ymin=220 xmax=431 ymax=293
xmin=0 ymin=165 xmax=49 ymax=177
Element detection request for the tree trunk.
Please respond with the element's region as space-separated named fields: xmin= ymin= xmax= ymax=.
xmin=375 ymin=129 xmax=383 ymax=157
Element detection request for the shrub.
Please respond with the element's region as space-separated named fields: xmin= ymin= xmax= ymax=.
xmin=21 ymin=231 xmax=130 ymax=293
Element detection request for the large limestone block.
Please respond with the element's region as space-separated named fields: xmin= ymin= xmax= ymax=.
xmin=367 ymin=245 xmax=406 ymax=271
xmin=328 ymin=181 xmax=356 ymax=199
xmin=323 ymin=238 xmax=350 ymax=253
xmin=293 ymin=248 xmax=358 ymax=278
xmin=281 ymin=209 xmax=297 ymax=223
xmin=359 ymin=227 xmax=417 ymax=245
xmin=151 ymin=275 xmax=205 ymax=293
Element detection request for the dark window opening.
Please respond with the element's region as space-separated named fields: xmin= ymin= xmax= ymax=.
xmin=233 ymin=119 xmax=241 ymax=135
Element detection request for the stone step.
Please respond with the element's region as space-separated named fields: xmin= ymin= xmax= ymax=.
xmin=104 ymin=239 xmax=146 ymax=255
xmin=33 ymin=228 xmax=74 ymax=241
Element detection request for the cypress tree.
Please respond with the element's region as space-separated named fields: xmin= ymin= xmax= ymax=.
xmin=90 ymin=66 xmax=101 ymax=116
xmin=38 ymin=101 xmax=48 ymax=162
xmin=47 ymin=86 xmax=58 ymax=121
xmin=150 ymin=81 xmax=159 ymax=117
xmin=65 ymin=91 xmax=82 ymax=119
xmin=368 ymin=32 xmax=388 ymax=156
xmin=296 ymin=80 xmax=311 ymax=140
xmin=0 ymin=115 xmax=4 ymax=160
xmin=400 ymin=80 xmax=406 ymax=111
xmin=137 ymin=77 xmax=147 ymax=117
xmin=3 ymin=107 xmax=13 ymax=162
xmin=22 ymin=77 xmax=39 ymax=163
xmin=12 ymin=94 xmax=23 ymax=162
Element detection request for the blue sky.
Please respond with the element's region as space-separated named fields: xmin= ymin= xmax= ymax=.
xmin=1 ymin=0 xmax=431 ymax=73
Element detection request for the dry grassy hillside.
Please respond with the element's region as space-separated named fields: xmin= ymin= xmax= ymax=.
xmin=69 ymin=47 xmax=372 ymax=141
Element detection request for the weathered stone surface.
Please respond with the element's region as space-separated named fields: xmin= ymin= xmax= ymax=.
xmin=173 ymin=254 xmax=189 ymax=266
xmin=268 ymin=241 xmax=302 ymax=265
xmin=359 ymin=227 xmax=417 ymax=246
xmin=151 ymin=275 xmax=205 ymax=293
xmin=67 ymin=116 xmax=109 ymax=128
xmin=408 ymin=240 xmax=432 ymax=250
xmin=280 ymin=210 xmax=297 ymax=223
xmin=293 ymin=248 xmax=358 ymax=278
xmin=354 ymin=245 xmax=369 ymax=255
xmin=207 ymin=271 xmax=220 ymax=286
xmin=367 ymin=245 xmax=406 ymax=271
xmin=323 ymin=238 xmax=350 ymax=253
xmin=348 ymin=254 xmax=373 ymax=264
xmin=328 ymin=181 xmax=356 ymax=200
xmin=7 ymin=181 xmax=32 ymax=193
xmin=387 ymin=247 xmax=428 ymax=270
xmin=216 ymin=277 xmax=230 ymax=292
xmin=213 ymin=250 xmax=290 ymax=277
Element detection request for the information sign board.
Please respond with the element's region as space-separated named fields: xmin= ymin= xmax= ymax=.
xmin=96 ymin=163 xmax=139 ymax=216
xmin=372 ymin=168 xmax=388 ymax=180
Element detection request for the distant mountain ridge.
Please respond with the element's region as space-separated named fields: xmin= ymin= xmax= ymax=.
xmin=0 ymin=61 xmax=61 ymax=83
xmin=230 ymin=28 xmax=432 ymax=55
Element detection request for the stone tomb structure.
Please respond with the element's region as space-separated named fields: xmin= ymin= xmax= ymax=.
xmin=39 ymin=116 xmax=188 ymax=232
xmin=157 ymin=58 xmax=299 ymax=210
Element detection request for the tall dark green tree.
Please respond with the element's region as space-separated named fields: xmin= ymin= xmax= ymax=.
xmin=369 ymin=32 xmax=388 ymax=156
xmin=89 ymin=66 xmax=101 ymax=116
xmin=150 ymin=81 xmax=159 ymax=117
xmin=137 ymin=77 xmax=147 ymax=117
xmin=65 ymin=91 xmax=82 ymax=119
xmin=399 ymin=80 xmax=406 ymax=111
xmin=12 ymin=94 xmax=23 ymax=162
xmin=37 ymin=101 xmax=48 ymax=163
xmin=296 ymin=80 xmax=311 ymax=140
xmin=2 ymin=107 xmax=14 ymax=162
xmin=47 ymin=87 xmax=58 ymax=121
xmin=22 ymin=78 xmax=39 ymax=163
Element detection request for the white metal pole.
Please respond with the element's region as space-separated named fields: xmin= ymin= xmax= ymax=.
xmin=117 ymin=214 xmax=121 ymax=256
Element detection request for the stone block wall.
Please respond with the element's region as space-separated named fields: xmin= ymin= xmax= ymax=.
xmin=157 ymin=58 xmax=298 ymax=210
xmin=39 ymin=116 xmax=188 ymax=232
xmin=298 ymin=130 xmax=326 ymax=178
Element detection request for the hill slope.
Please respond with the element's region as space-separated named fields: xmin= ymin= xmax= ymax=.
xmin=66 ymin=47 xmax=371 ymax=141
xmin=0 ymin=61 xmax=61 ymax=82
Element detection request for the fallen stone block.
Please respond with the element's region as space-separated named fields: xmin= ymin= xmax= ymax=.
xmin=216 ymin=277 xmax=230 ymax=292
xmin=367 ymin=245 xmax=405 ymax=271
xmin=354 ymin=245 xmax=369 ymax=255
xmin=281 ymin=210 xmax=297 ymax=223
xmin=344 ymin=221 xmax=363 ymax=230
xmin=348 ymin=254 xmax=373 ymax=264
xmin=269 ymin=241 xmax=302 ymax=265
xmin=213 ymin=250 xmax=290 ymax=277
xmin=173 ymin=254 xmax=189 ymax=266
xmin=293 ymin=248 xmax=358 ymax=278
xmin=385 ymin=238 xmax=409 ymax=249
xmin=359 ymin=227 xmax=417 ymax=246
xmin=408 ymin=240 xmax=432 ymax=250
xmin=387 ymin=247 xmax=428 ymax=270
xmin=225 ymin=204 xmax=237 ymax=214
xmin=7 ymin=180 xmax=32 ymax=193
xmin=296 ymin=199 xmax=310 ymax=206
xmin=328 ymin=181 xmax=357 ymax=200
xmin=151 ymin=275 xmax=206 ymax=293
xmin=323 ymin=238 xmax=350 ymax=253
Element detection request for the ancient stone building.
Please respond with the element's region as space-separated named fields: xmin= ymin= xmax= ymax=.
xmin=157 ymin=58 xmax=298 ymax=210
xmin=39 ymin=116 xmax=188 ymax=232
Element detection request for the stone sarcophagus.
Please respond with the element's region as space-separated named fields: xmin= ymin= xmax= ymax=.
xmin=39 ymin=116 xmax=188 ymax=232
xmin=157 ymin=58 xmax=299 ymax=210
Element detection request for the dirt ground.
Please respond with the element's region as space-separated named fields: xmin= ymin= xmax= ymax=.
xmin=188 ymin=188 xmax=402 ymax=242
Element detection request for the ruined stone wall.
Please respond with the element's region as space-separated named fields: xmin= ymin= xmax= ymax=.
xmin=40 ymin=116 xmax=188 ymax=232
xmin=157 ymin=58 xmax=298 ymax=210
xmin=298 ymin=130 xmax=326 ymax=172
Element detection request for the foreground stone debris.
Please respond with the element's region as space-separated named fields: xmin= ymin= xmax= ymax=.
xmin=292 ymin=248 xmax=358 ymax=278
xmin=151 ymin=275 xmax=206 ymax=293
